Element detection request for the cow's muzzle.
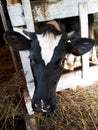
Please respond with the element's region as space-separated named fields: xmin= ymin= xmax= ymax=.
xmin=32 ymin=99 xmax=55 ymax=114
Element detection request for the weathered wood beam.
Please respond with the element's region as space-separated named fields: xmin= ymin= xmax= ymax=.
xmin=79 ymin=3 xmax=89 ymax=78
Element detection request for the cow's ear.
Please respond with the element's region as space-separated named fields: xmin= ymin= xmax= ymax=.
xmin=4 ymin=31 xmax=31 ymax=51
xmin=67 ymin=38 xmax=95 ymax=56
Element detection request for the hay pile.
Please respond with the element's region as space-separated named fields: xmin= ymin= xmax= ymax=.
xmin=0 ymin=71 xmax=27 ymax=130
xmin=0 ymin=71 xmax=26 ymax=118
xmin=0 ymin=45 xmax=98 ymax=130
xmin=0 ymin=46 xmax=27 ymax=129
xmin=33 ymin=84 xmax=98 ymax=130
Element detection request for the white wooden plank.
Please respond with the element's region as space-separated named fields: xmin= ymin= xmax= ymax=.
xmin=13 ymin=27 xmax=34 ymax=115
xmin=18 ymin=0 xmax=36 ymax=115
xmin=79 ymin=3 xmax=89 ymax=79
xmin=21 ymin=0 xmax=35 ymax=31
xmin=7 ymin=3 xmax=26 ymax=26
xmin=31 ymin=0 xmax=98 ymax=22
xmin=57 ymin=65 xmax=98 ymax=91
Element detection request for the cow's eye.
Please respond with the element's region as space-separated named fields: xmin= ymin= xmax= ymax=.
xmin=29 ymin=56 xmax=38 ymax=65
xmin=33 ymin=58 xmax=38 ymax=64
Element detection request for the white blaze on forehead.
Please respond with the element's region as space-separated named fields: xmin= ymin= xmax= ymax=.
xmin=37 ymin=34 xmax=61 ymax=65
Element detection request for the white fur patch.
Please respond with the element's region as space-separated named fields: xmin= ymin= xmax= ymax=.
xmin=37 ymin=34 xmax=61 ymax=65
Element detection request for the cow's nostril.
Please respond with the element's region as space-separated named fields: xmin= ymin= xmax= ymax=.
xmin=33 ymin=103 xmax=41 ymax=112
xmin=35 ymin=104 xmax=38 ymax=108
xmin=47 ymin=105 xmax=51 ymax=109
xmin=41 ymin=108 xmax=47 ymax=113
xmin=41 ymin=105 xmax=51 ymax=113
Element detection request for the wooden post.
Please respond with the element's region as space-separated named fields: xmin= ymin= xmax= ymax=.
xmin=79 ymin=3 xmax=89 ymax=78
xmin=17 ymin=0 xmax=35 ymax=115
xmin=20 ymin=1 xmax=37 ymax=129
xmin=21 ymin=0 xmax=35 ymax=32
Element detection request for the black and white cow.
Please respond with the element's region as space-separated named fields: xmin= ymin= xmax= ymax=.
xmin=4 ymin=20 xmax=95 ymax=114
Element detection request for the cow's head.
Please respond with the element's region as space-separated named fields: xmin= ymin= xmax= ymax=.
xmin=4 ymin=25 xmax=95 ymax=114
